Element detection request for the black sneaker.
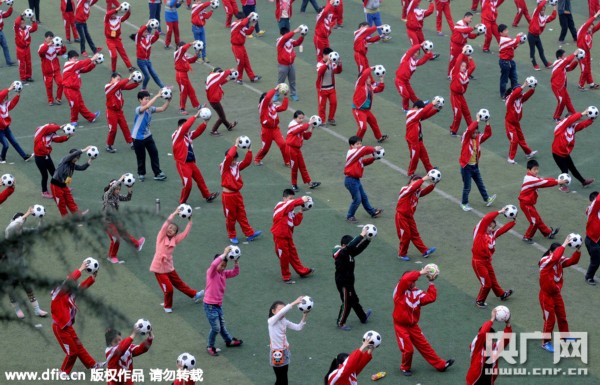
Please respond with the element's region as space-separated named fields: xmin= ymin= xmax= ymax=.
xmin=548 ymin=227 xmax=560 ymax=239
xmin=291 ymin=185 xmax=299 ymax=192
xmin=402 ymin=370 xmax=412 ymax=376
xmin=586 ymin=278 xmax=597 ymax=286
xmin=442 ymin=359 xmax=455 ymax=372
xmin=308 ymin=181 xmax=321 ymax=189
xmin=206 ymin=192 xmax=219 ymax=202
xmin=346 ymin=216 xmax=358 ymax=223
xmin=475 ymin=300 xmax=487 ymax=309
xmin=106 ymin=146 xmax=117 ymax=153
xmin=376 ymin=134 xmax=389 ymax=143
xmin=522 ymin=237 xmax=534 ymax=244
xmin=500 ymin=289 xmax=514 ymax=301
xmin=371 ymin=209 xmax=383 ymax=218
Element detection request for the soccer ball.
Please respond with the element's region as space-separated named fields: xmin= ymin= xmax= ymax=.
xmin=227 ymin=245 xmax=242 ymax=261
xmin=12 ymin=80 xmax=23 ymax=92
xmin=299 ymin=24 xmax=309 ymax=36
xmin=463 ymin=44 xmax=474 ymax=56
xmin=503 ymin=205 xmax=518 ymax=219
xmin=373 ymin=65 xmax=386 ymax=77
xmin=302 ymin=196 xmax=313 ymax=210
xmin=525 ymin=76 xmax=537 ymax=88
xmin=587 ymin=106 xmax=599 ymax=119
xmin=432 ymin=96 xmax=445 ymax=109
xmin=277 ymin=83 xmax=289 ymax=95
xmin=131 ymin=71 xmax=144 ymax=83
xmin=310 ymin=115 xmax=322 ymax=127
xmin=380 ymin=24 xmax=391 ymax=34
xmin=1 ymin=174 xmax=15 ymax=187
xmin=228 ymin=70 xmax=239 ymax=80
xmin=120 ymin=1 xmax=130 ymax=12
xmin=363 ymin=224 xmax=377 ymax=239
xmin=122 ymin=173 xmax=135 ymax=187
xmin=63 ymin=124 xmax=76 ymax=135
xmin=22 ymin=9 xmax=34 ymax=19
xmin=211 ymin=0 xmax=220 ymax=8
xmin=362 ymin=330 xmax=382 ymax=348
xmin=94 ymin=54 xmax=104 ymax=64
xmin=32 ymin=204 xmax=45 ymax=218
xmin=332 ymin=0 xmax=340 ymax=6
xmin=87 ymin=146 xmax=99 ymax=159
xmin=238 ymin=136 xmax=251 ymax=149
xmin=52 ymin=36 xmax=63 ymax=47
xmin=193 ymin=40 xmax=204 ymax=51
xmin=477 ymin=108 xmax=491 ymax=121
xmin=517 ymin=33 xmax=527 ymax=43
xmin=249 ymin=12 xmax=259 ymax=22
xmin=134 ymin=319 xmax=152 ymax=335
xmin=476 ymin=24 xmax=487 ymax=34
xmin=568 ymin=233 xmax=583 ymax=248
xmin=424 ymin=263 xmax=439 ymax=280
xmin=328 ymin=51 xmax=340 ymax=63
xmin=5 ymin=0 xmax=13 ymax=6
xmin=428 ymin=169 xmax=442 ymax=183
xmin=160 ymin=87 xmax=172 ymax=100
xmin=84 ymin=257 xmax=99 ymax=274
xmin=199 ymin=107 xmax=212 ymax=120
xmin=576 ymin=48 xmax=586 ymax=60
xmin=148 ymin=19 xmax=160 ymax=30
xmin=548 ymin=0 xmax=558 ymax=6
xmin=494 ymin=305 xmax=511 ymax=322
xmin=422 ymin=40 xmax=434 ymax=52
xmin=178 ymin=204 xmax=193 ymax=218
xmin=558 ymin=173 xmax=572 ymax=185
xmin=297 ymin=296 xmax=314 ymax=312
xmin=374 ymin=148 xmax=385 ymax=160
xmin=177 ymin=353 xmax=196 ymax=370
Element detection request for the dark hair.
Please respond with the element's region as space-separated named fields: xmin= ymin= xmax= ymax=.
xmin=103 ymin=179 xmax=118 ymax=194
xmin=504 ymin=87 xmax=515 ymax=98
xmin=348 ymin=136 xmax=361 ymax=146
xmin=324 ymin=354 xmax=349 ymax=384
xmin=167 ymin=222 xmax=179 ymax=236
xmin=67 ymin=50 xmax=79 ymax=59
xmin=526 ymin=159 xmax=539 ymax=170
xmin=498 ymin=24 xmax=508 ymax=33
xmin=213 ymin=67 xmax=223 ymax=73
xmin=178 ymin=118 xmax=187 ymax=127
xmin=556 ymin=49 xmax=565 ymax=59
xmin=105 ymin=328 xmax=121 ymax=346
xmin=543 ymin=242 xmax=562 ymax=257
xmin=413 ymin=100 xmax=426 ymax=109
xmin=111 ymin=72 xmax=121 ymax=79
xmin=293 ymin=110 xmax=304 ymax=118
xmin=410 ymin=174 xmax=421 ymax=182
xmin=283 ymin=189 xmax=295 ymax=197
xmin=280 ymin=27 xmax=289 ymax=35
xmin=323 ymin=47 xmax=333 ymax=55
xmin=69 ymin=148 xmax=79 ymax=154
xmin=225 ymin=148 xmax=239 ymax=159
xmin=464 ymin=11 xmax=473 ymax=17
xmin=137 ymin=91 xmax=150 ymax=100
xmin=259 ymin=92 xmax=267 ymax=104
xmin=44 ymin=31 xmax=54 ymax=38
xmin=268 ymin=300 xmax=286 ymax=318
xmin=177 ymin=41 xmax=186 ymax=48
xmin=12 ymin=212 xmax=24 ymax=221
xmin=340 ymin=235 xmax=353 ymax=245
xmin=235 ymin=11 xmax=244 ymax=19
xmin=358 ymin=22 xmax=368 ymax=28
xmin=590 ymin=191 xmax=599 ymax=202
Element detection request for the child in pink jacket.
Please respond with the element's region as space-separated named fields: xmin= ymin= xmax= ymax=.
xmin=150 ymin=207 xmax=203 ymax=313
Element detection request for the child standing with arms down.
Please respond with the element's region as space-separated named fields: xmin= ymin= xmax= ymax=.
xmin=268 ymin=297 xmax=309 ymax=385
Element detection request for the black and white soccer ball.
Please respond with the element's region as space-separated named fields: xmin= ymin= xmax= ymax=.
xmin=22 ymin=9 xmax=34 ymax=19
xmin=558 ymin=173 xmax=572 ymax=185
xmin=237 ymin=136 xmax=251 ymax=149
xmin=1 ymin=174 xmax=15 ymax=187
xmin=120 ymin=1 xmax=131 ymax=12
xmin=297 ymin=296 xmax=314 ymax=312
xmin=87 ymin=146 xmax=99 ymax=159
xmin=299 ymin=24 xmax=309 ymax=36
xmin=421 ymin=40 xmax=434 ymax=52
xmin=178 ymin=204 xmax=193 ymax=218
xmin=227 ymin=245 xmax=241 ymax=261
xmin=122 ymin=173 xmax=136 ymax=187
xmin=148 ymin=19 xmax=160 ymax=30
xmin=463 ymin=44 xmax=474 ymax=56
xmin=131 ymin=71 xmax=144 ymax=83
xmin=332 ymin=0 xmax=340 ymax=5
xmin=94 ymin=54 xmax=104 ymax=64
xmin=249 ymin=12 xmax=259 ymax=22
xmin=362 ymin=330 xmax=382 ymax=348
xmin=477 ymin=108 xmax=490 ymax=121
xmin=84 ymin=257 xmax=99 ymax=274
xmin=428 ymin=169 xmax=442 ymax=183
xmin=363 ymin=224 xmax=377 ymax=239
xmin=5 ymin=0 xmax=14 ymax=6
xmin=199 ymin=107 xmax=212 ymax=120
xmin=160 ymin=87 xmax=172 ymax=100
xmin=548 ymin=0 xmax=558 ymax=6
xmin=228 ymin=70 xmax=239 ymax=80
xmin=373 ymin=64 xmax=386 ymax=77
xmin=302 ymin=196 xmax=313 ymax=210
xmin=517 ymin=32 xmax=527 ymax=43
xmin=374 ymin=148 xmax=385 ymax=160
xmin=380 ymin=24 xmax=391 ymax=34
xmin=568 ymin=233 xmax=583 ymax=248
xmin=503 ymin=205 xmax=518 ymax=219
xmin=32 ymin=204 xmax=45 ymax=218
xmin=12 ymin=80 xmax=23 ymax=92
xmin=525 ymin=76 xmax=537 ymax=88
xmin=576 ymin=48 xmax=586 ymax=60
xmin=328 ymin=51 xmax=340 ymax=63
xmin=476 ymin=24 xmax=487 ymax=34
xmin=432 ymin=96 xmax=445 ymax=109
xmin=53 ymin=36 xmax=63 ymax=47
xmin=135 ymin=319 xmax=152 ymax=335
xmin=177 ymin=353 xmax=196 ymax=370
xmin=211 ymin=0 xmax=220 ymax=8
xmin=586 ymin=106 xmax=599 ymax=119
xmin=193 ymin=40 xmax=204 ymax=51
xmin=63 ymin=123 xmax=76 ymax=135
xmin=310 ymin=115 xmax=322 ymax=127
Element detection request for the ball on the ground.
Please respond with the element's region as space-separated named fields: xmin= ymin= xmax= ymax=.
xmin=134 ymin=319 xmax=152 ymax=335
xmin=87 ymin=146 xmax=99 ymax=159
xmin=373 ymin=64 xmax=386 ymax=77
xmin=374 ymin=148 xmax=385 ymax=160
xmin=568 ymin=233 xmax=583 ymax=248
xmin=84 ymin=257 xmax=99 ymax=274
xmin=32 ymin=204 xmax=45 ymax=218
xmin=302 ymin=196 xmax=313 ymax=210
xmin=277 ymin=83 xmax=289 ymax=94
xmin=503 ymin=205 xmax=518 ymax=219
xmin=238 ymin=136 xmax=251 ymax=149
xmin=22 ymin=9 xmax=34 ymax=18
xmin=94 ymin=54 xmax=104 ymax=64
xmin=299 ymin=24 xmax=309 ymax=35
xmin=494 ymin=305 xmax=511 ymax=322
xmin=122 ymin=173 xmax=135 ymax=187
xmin=160 ymin=87 xmax=172 ymax=100
xmin=421 ymin=40 xmax=434 ymax=52
xmin=52 ymin=36 xmax=63 ymax=47
xmin=148 ymin=19 xmax=160 ymax=30
xmin=477 ymin=108 xmax=490 ymax=121
xmin=227 ymin=245 xmax=241 ymax=261
xmin=1 ymin=174 xmax=15 ymax=187
xmin=193 ymin=40 xmax=204 ymax=51
xmin=310 ymin=115 xmax=322 ymax=127
xmin=177 ymin=204 xmax=193 ymax=218
xmin=558 ymin=173 xmax=572 ymax=185
xmin=576 ymin=48 xmax=586 ymax=60
xmin=380 ymin=24 xmax=391 ymax=34
xmin=297 ymin=296 xmax=314 ymax=312
xmin=363 ymin=224 xmax=377 ymax=239
xmin=463 ymin=44 xmax=474 ymax=56
xmin=587 ymin=106 xmax=599 ymax=119
xmin=120 ymin=2 xmax=130 ymax=12
xmin=476 ymin=24 xmax=487 ymax=34
xmin=12 ymin=80 xmax=23 ymax=92
xmin=199 ymin=107 xmax=212 ymax=120
xmin=211 ymin=0 xmax=220 ymax=9
xmin=131 ymin=71 xmax=144 ymax=83
xmin=177 ymin=353 xmax=196 ymax=370
xmin=362 ymin=330 xmax=382 ymax=348
xmin=328 ymin=51 xmax=340 ymax=63
xmin=428 ymin=169 xmax=442 ymax=183
xmin=525 ymin=76 xmax=537 ymax=88
xmin=424 ymin=263 xmax=439 ymax=280
xmin=433 ymin=96 xmax=445 ymax=108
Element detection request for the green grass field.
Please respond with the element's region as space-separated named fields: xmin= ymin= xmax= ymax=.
xmin=1 ymin=0 xmax=600 ymax=384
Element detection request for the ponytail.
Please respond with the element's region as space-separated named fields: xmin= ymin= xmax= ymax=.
xmin=324 ymin=353 xmax=349 ymax=385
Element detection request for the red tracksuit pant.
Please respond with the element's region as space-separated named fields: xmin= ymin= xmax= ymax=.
xmin=255 ymin=126 xmax=289 ymax=165
xmin=505 ymin=121 xmax=532 ymax=161
xmin=165 ymin=21 xmax=180 ymax=47
xmin=471 ymin=0 xmax=480 ymax=11
xmin=64 ymin=87 xmax=96 ymax=123
xmin=352 ymin=108 xmax=383 ymax=141
xmin=552 ymin=85 xmax=576 ymax=120
xmin=354 ymin=52 xmax=370 ymax=76
xmin=513 ymin=0 xmax=531 ymax=26
xmin=402 ymin=0 xmax=409 ymax=19
xmin=406 ymin=28 xmax=425 ymax=46
xmin=287 ymin=146 xmax=311 ymax=185
xmin=62 ymin=11 xmax=80 ymax=41
xmin=314 ymin=35 xmax=330 ymax=62
xmin=106 ymin=108 xmax=132 ymax=146
xmin=221 ymin=191 xmax=254 ymax=239
xmin=394 ymin=323 xmax=446 ymax=371
xmin=332 ymin=0 xmax=344 ymax=26
xmin=396 ymin=212 xmax=428 ymax=257
xmin=223 ymin=0 xmax=239 ymax=27
xmin=43 ymin=70 xmax=63 ymax=104
xmin=482 ymin=20 xmax=500 ymax=51
xmin=436 ymin=1 xmax=454 ymax=33
xmin=154 ymin=270 xmax=198 ymax=310
xmin=539 ymin=290 xmax=569 ymax=343
xmin=318 ymin=89 xmax=337 ymax=121
xmin=106 ymin=37 xmax=132 ymax=72
xmin=52 ymin=324 xmax=96 ymax=374
xmin=472 ymin=259 xmax=505 ymax=302
xmin=450 ymin=92 xmax=472 ymax=134
xmin=232 ymin=45 xmax=255 ymax=81
xmin=520 ymin=203 xmax=552 ymax=239
xmin=274 ymin=235 xmax=311 ymax=281
xmin=51 ymin=184 xmax=79 ymax=216
xmin=105 ymin=222 xmax=139 ymax=258
xmin=448 ymin=43 xmax=463 ymax=76
xmin=406 ymin=139 xmax=433 ymax=178
xmin=176 ymin=161 xmax=211 ymax=203
xmin=17 ymin=46 xmax=32 ymax=80
xmin=176 ymin=71 xmax=200 ymax=110
xmin=578 ymin=53 xmax=594 ymax=87
xmin=395 ymin=78 xmax=418 ymax=111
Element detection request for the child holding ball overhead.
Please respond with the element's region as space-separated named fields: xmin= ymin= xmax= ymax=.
xmin=50 ymin=146 xmax=95 ymax=217
xmin=104 ymin=326 xmax=153 ymax=384
xmin=324 ymin=338 xmax=375 ymax=385
xmin=268 ymin=296 xmax=309 ymax=385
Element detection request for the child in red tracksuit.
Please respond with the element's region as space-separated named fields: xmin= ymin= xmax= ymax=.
xmin=104 ymin=5 xmax=134 ymax=72
xmin=75 ymin=0 xmax=102 ymax=56
xmin=171 ymin=112 xmax=220 ymax=204
xmin=174 ymin=42 xmax=201 ymax=114
xmin=450 ymin=58 xmax=475 ymax=136
xmin=551 ymin=49 xmax=578 ymax=121
xmin=393 ymin=269 xmax=454 ymax=376
xmin=14 ymin=13 xmax=37 ymax=82
xmin=62 ymin=50 xmax=101 ymax=125
xmin=0 ymin=85 xmax=34 ymax=162
xmin=205 ymin=68 xmax=237 ymax=135
xmin=395 ymin=43 xmax=433 ymax=112
xmin=271 ymin=189 xmax=314 ymax=284
xmin=61 ymin=0 xmax=80 ymax=43
xmin=0 ymin=183 xmax=14 ymax=205
xmin=314 ymin=1 xmax=337 ymax=61
xmin=324 ymin=340 xmax=374 ymax=384
xmin=231 ymin=13 xmax=261 ymax=83
xmin=577 ymin=11 xmax=600 ymax=90
xmin=512 ymin=0 xmax=530 ymax=27
xmin=104 ymin=327 xmax=153 ymax=385
xmin=38 ymin=31 xmax=67 ymax=106
xmin=435 ymin=0 xmax=454 ymax=35
xmin=191 ymin=0 xmax=213 ymax=63
xmin=220 ymin=138 xmax=262 ymax=244
xmin=471 ymin=208 xmax=515 ymax=308
xmin=396 ymin=175 xmax=437 ymax=261
xmin=353 ymin=23 xmax=380 ymax=76
xmin=51 ymin=261 xmax=103 ymax=378
xmin=538 ymin=238 xmax=581 ymax=353
xmin=352 ymin=67 xmax=388 ymax=143
xmin=286 ymin=111 xmax=321 ymax=191
xmin=276 ymin=26 xmax=303 ymax=102
xmin=105 ymin=72 xmax=139 ymax=153
xmin=50 ymin=147 xmax=94 ymax=216
xmin=527 ymin=0 xmax=556 ymax=70
xmin=404 ymin=100 xmax=441 ymax=177
xmin=406 ymin=0 xmax=434 ymax=46
xmin=519 ymin=159 xmax=564 ymax=243
xmin=331 ymin=0 xmax=344 ymax=28
xmin=33 ymin=123 xmax=71 ymax=199
xmin=316 ymin=48 xmax=342 ymax=126
xmin=254 ymin=86 xmax=290 ymax=166
xmin=482 ymin=0 xmax=504 ymax=52
xmin=448 ymin=13 xmax=480 ymax=76
xmin=223 ymin=0 xmax=240 ymax=28
xmin=504 ymin=83 xmax=537 ymax=164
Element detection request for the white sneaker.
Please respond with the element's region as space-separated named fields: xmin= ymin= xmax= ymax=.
xmin=507 ymin=158 xmax=517 ymax=164
xmin=526 ymin=150 xmax=538 ymax=159
xmin=164 ymin=308 xmax=173 ymax=313
xmin=485 ymin=194 xmax=497 ymax=207
xmin=461 ymin=203 xmax=472 ymax=211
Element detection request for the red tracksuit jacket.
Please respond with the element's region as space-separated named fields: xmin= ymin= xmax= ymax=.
xmin=62 ymin=59 xmax=96 ymax=90
xmin=451 ymin=19 xmax=477 ymax=46
xmin=396 ymin=44 xmax=432 ymax=81
xmin=459 ymin=121 xmax=492 ymax=167
xmin=206 ymin=70 xmax=231 ymax=103
xmin=174 ymin=43 xmax=199 ymax=72
xmin=38 ymin=43 xmax=67 ymax=75
xmin=271 ymin=197 xmax=304 ymax=239
xmin=406 ymin=0 xmax=434 ymax=30
xmin=14 ymin=16 xmax=37 ymax=49
xmin=539 ymin=246 xmax=580 ymax=295
xmin=354 ymin=26 xmax=379 ymax=56
xmin=551 ymin=112 xmax=593 ymax=157
xmin=105 ymin=336 xmax=153 ymax=385
xmin=316 ymin=60 xmax=342 ymax=90
xmin=0 ymin=6 xmax=13 ymax=31
xmin=481 ymin=0 xmax=504 ymax=23
xmin=50 ymin=269 xmax=95 ymax=329
xmin=134 ymin=26 xmax=159 ymax=60
xmin=230 ymin=17 xmax=253 ymax=45
xmin=528 ymin=0 xmax=556 ymax=36
xmin=259 ymin=89 xmax=288 ymax=128
xmin=586 ymin=193 xmax=600 ymax=242
xmin=286 ymin=121 xmax=311 ymax=148
xmin=344 ymin=146 xmax=374 ymax=178
xmin=392 ymin=270 xmax=436 ymax=327
xmin=34 ymin=123 xmax=69 ymax=157
xmin=75 ymin=0 xmax=99 ymax=23
xmin=518 ymin=172 xmax=558 ymax=206
xmin=504 ymin=86 xmax=534 ymax=123
xmin=105 ymin=79 xmax=138 ymax=111
xmin=191 ymin=1 xmax=213 ymax=27
xmin=171 ymin=116 xmax=207 ymax=163
xmin=276 ymin=31 xmax=303 ymax=65
xmin=104 ymin=8 xmax=129 ymax=39
xmin=466 ymin=320 xmax=512 ymax=385
xmin=550 ymin=54 xmax=577 ymax=88
xmin=472 ymin=211 xmax=515 ymax=261
xmin=315 ymin=3 xmax=334 ymax=38
xmin=396 ymin=179 xmax=434 ymax=216
xmin=405 ymin=103 xmax=438 ymax=143
xmin=352 ymin=68 xmax=384 ymax=109
xmin=220 ymin=145 xmax=251 ymax=191
xmin=327 ymin=349 xmax=372 ymax=385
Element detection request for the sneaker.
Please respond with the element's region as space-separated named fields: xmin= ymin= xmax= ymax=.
xmin=154 ymin=173 xmax=167 ymax=181
xmin=291 ymin=185 xmax=299 ymax=192
xmin=91 ymin=111 xmax=101 ymax=123
xmin=363 ymin=308 xmax=373 ymax=323
xmin=371 ymin=209 xmax=383 ymax=218
xmin=553 ymin=118 xmax=560 ymax=123
xmin=449 ymin=130 xmax=458 ymax=137
xmin=35 ymin=308 xmax=48 ymax=317
xmin=346 ymin=216 xmax=358 ymax=223
xmin=398 ymin=255 xmax=411 ymax=261
xmin=507 ymin=158 xmax=517 ymax=164
xmin=253 ymin=160 xmax=263 ymax=166
xmin=227 ymin=121 xmax=238 ymax=131
xmin=247 ymin=230 xmax=262 ymax=242
xmin=284 ymin=162 xmax=291 ymax=168
xmin=26 ymin=77 xmax=34 ymax=82
xmin=206 ymin=192 xmax=219 ymax=202
xmin=485 ymin=194 xmax=497 ymax=207
xmin=338 ymin=324 xmax=352 ymax=331
xmin=500 ymin=289 xmax=513 ymax=301
xmin=437 ymin=31 xmax=444 ymax=36
xmin=14 ymin=306 xmax=24 ymax=319
xmin=41 ymin=191 xmax=53 ymax=199
xmin=137 ymin=237 xmax=146 ymax=252
xmin=257 ymin=30 xmax=265 ymax=37
xmin=164 ymin=44 xmax=172 ymax=50
xmin=578 ymin=85 xmax=586 ymax=92
xmin=482 ymin=49 xmax=491 ymax=53
xmin=193 ymin=290 xmax=205 ymax=303
xmin=327 ymin=119 xmax=337 ymax=126
xmin=251 ymin=76 xmax=262 ymax=83
xmin=585 ymin=278 xmax=597 ymax=286
xmin=235 ymin=80 xmax=243 ymax=84
xmin=203 ymin=57 xmax=210 ymax=63
xmin=229 ymin=237 xmax=239 ymax=245
xmin=96 ymin=47 xmax=103 ymax=53
xmin=401 ymin=370 xmax=412 ymax=376
xmin=107 ymin=256 xmax=124 ymax=264
xmin=48 ymin=101 xmax=54 ymax=106
xmin=382 ymin=35 xmax=392 ymax=41
xmin=128 ymin=66 xmax=136 ymax=72
xmin=74 ymin=38 xmax=81 ymax=43
xmin=432 ymin=53 xmax=440 ymax=60
xmin=226 ymin=338 xmax=243 ymax=347
xmin=106 ymin=146 xmax=117 ymax=153
xmin=548 ymin=227 xmax=560 ymax=239
xmin=247 ymin=34 xmax=255 ymax=38
xmin=179 ymin=109 xmax=189 ymax=115
xmin=164 ymin=307 xmax=173 ymax=313
xmin=475 ymin=300 xmax=488 ymax=309
xmin=545 ymin=64 xmax=553 ymax=69
xmin=590 ymin=84 xmax=600 ymax=90
xmin=526 ymin=150 xmax=538 ymax=159
xmin=283 ymin=279 xmax=296 ymax=284
xmin=0 ymin=159 xmax=5 ymax=164
xmin=82 ymin=51 xmax=88 ymax=57
xmin=541 ymin=342 xmax=554 ymax=353
xmin=522 ymin=237 xmax=534 ymax=244
xmin=300 ymin=268 xmax=314 ymax=278
xmin=207 ymin=347 xmax=219 ymax=356
xmin=308 ymin=181 xmax=321 ymax=189
xmin=290 ymin=95 xmax=299 ymax=101
xmin=55 ymin=99 xmax=62 ymax=105
xmin=210 ymin=131 xmax=222 ymax=136
xmin=533 ymin=64 xmax=540 ymax=71
xmin=376 ymin=134 xmax=389 ymax=143
xmin=559 ymin=185 xmax=570 ymax=193
xmin=583 ymin=178 xmax=595 ymax=188
xmin=442 ymin=359 xmax=455 ymax=371
xmin=423 ymin=247 xmax=437 ymax=258
xmin=138 ymin=174 xmax=145 ymax=182
xmin=24 ymin=154 xmax=34 ymax=162
xmin=461 ymin=203 xmax=472 ymax=212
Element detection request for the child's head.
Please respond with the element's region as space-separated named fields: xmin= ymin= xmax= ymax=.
xmin=543 ymin=242 xmax=562 ymax=257
xmin=104 ymin=179 xmax=120 ymax=195
xmin=67 ymin=50 xmax=79 ymax=60
xmin=556 ymin=49 xmax=565 ymax=59
xmin=348 ymin=136 xmax=362 ymax=147
xmin=44 ymin=31 xmax=54 ymax=43
xmin=166 ymin=223 xmax=179 ymax=238
xmin=322 ymin=47 xmax=333 ymax=60
xmin=498 ymin=24 xmax=508 ymax=36
xmin=504 ymin=87 xmax=515 ymax=99
xmin=590 ymin=191 xmax=599 ymax=202
xmin=214 ymin=254 xmax=228 ymax=272
xmin=69 ymin=148 xmax=81 ymax=163
xmin=268 ymin=300 xmax=286 ymax=318
xmin=225 ymin=148 xmax=239 ymax=160
xmin=213 ymin=67 xmax=223 ymax=73
xmin=413 ymin=100 xmax=426 ymax=109
xmin=459 ymin=61 xmax=468 ymax=72
xmin=357 ymin=21 xmax=368 ymax=29
xmin=137 ymin=91 xmax=151 ymax=104
xmin=235 ymin=11 xmax=244 ymax=19
xmin=282 ymin=189 xmax=295 ymax=200
xmin=340 ymin=235 xmax=353 ymax=246
xmin=178 ymin=118 xmax=187 ymax=128
xmin=527 ymin=159 xmax=539 ymax=175
xmin=293 ymin=110 xmax=305 ymax=122
xmin=259 ymin=92 xmax=267 ymax=104
xmin=486 ymin=219 xmax=497 ymax=234
xmin=177 ymin=41 xmax=186 ymax=48
xmin=105 ymin=328 xmax=122 ymax=347
xmin=12 ymin=212 xmax=24 ymax=221
xmin=409 ymin=174 xmax=421 ymax=184
xmin=324 ymin=353 xmax=350 ymax=385
xmin=280 ymin=27 xmax=289 ymax=35
xmin=463 ymin=12 xmax=473 ymax=23
xmin=111 ymin=72 xmax=121 ymax=82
